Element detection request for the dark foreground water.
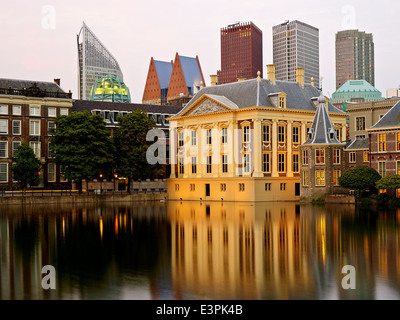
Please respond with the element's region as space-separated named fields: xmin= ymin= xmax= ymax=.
xmin=0 ymin=200 xmax=399 ymax=300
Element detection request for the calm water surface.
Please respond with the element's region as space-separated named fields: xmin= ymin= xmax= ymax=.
xmin=1 ymin=200 xmax=399 ymax=300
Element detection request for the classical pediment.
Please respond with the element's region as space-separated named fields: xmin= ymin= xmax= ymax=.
xmin=181 ymin=94 xmax=237 ymax=117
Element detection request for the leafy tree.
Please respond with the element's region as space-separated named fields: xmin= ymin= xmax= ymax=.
xmin=113 ymin=110 xmax=163 ymax=193
xmin=50 ymin=111 xmax=115 ymax=193
xmin=11 ymin=143 xmax=42 ymax=191
xmin=339 ymin=165 xmax=381 ymax=197
xmin=376 ymin=174 xmax=400 ymax=191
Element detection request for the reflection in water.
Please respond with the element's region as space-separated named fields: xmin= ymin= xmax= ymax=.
xmin=0 ymin=201 xmax=399 ymax=300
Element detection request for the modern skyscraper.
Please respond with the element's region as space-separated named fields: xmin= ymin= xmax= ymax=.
xmin=335 ymin=30 xmax=375 ymax=90
xmin=217 ymin=21 xmax=263 ymax=84
xmin=272 ymin=20 xmax=319 ymax=88
xmin=77 ymin=22 xmax=124 ymax=100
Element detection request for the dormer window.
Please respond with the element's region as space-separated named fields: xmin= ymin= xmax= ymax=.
xmin=308 ymin=128 xmax=314 ymax=140
xmin=329 ymin=128 xmax=335 ymax=140
xmin=268 ymin=92 xmax=287 ymax=108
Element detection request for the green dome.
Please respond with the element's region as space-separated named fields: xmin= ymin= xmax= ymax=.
xmin=89 ymin=75 xmax=131 ymax=103
xmin=330 ymin=80 xmax=384 ymax=104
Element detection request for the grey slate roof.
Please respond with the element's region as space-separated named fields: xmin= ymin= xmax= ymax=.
xmin=345 ymin=137 xmax=369 ymax=150
xmin=0 ymin=78 xmax=66 ymax=93
xmin=206 ymin=94 xmax=239 ymax=109
xmin=154 ymin=60 xmax=173 ymax=89
xmin=302 ymin=95 xmax=342 ymax=145
xmin=176 ymin=78 xmax=345 ymax=116
xmin=370 ymin=100 xmax=400 ymax=129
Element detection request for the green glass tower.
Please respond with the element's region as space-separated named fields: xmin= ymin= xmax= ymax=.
xmin=89 ymin=75 xmax=131 ymax=103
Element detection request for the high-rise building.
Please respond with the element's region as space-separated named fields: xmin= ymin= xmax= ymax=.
xmin=77 ymin=22 xmax=124 ymax=100
xmin=272 ymin=20 xmax=319 ymax=88
xmin=335 ymin=30 xmax=374 ymax=89
xmin=217 ymin=22 xmax=263 ymax=84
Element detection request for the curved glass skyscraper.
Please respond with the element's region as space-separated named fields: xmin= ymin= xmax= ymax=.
xmin=77 ymin=22 xmax=124 ymax=100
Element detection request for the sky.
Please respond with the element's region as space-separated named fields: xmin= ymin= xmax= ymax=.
xmin=1 ymin=0 xmax=399 ymax=103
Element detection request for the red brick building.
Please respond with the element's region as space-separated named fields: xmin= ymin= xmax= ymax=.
xmin=217 ymin=21 xmax=263 ymax=84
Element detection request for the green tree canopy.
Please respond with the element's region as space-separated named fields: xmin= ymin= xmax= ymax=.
xmin=376 ymin=174 xmax=400 ymax=191
xmin=339 ymin=165 xmax=381 ymax=196
xmin=113 ymin=110 xmax=162 ymax=192
xmin=11 ymin=143 xmax=42 ymax=190
xmin=50 ymin=111 xmax=115 ymax=193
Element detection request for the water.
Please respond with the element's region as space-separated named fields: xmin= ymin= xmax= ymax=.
xmin=0 ymin=200 xmax=399 ymax=300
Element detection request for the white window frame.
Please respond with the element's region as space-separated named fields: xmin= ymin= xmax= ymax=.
xmin=48 ymin=163 xmax=56 ymax=182
xmin=0 ymin=105 xmax=8 ymax=115
xmin=48 ymin=107 xmax=57 ymax=117
xmin=0 ymin=141 xmax=7 ymax=158
xmin=12 ymin=141 xmax=21 ymax=155
xmin=60 ymin=108 xmax=68 ymax=116
xmin=0 ymin=163 xmax=8 ymax=183
xmin=29 ymin=141 xmax=41 ymax=158
xmin=12 ymin=120 xmax=21 ymax=135
xmin=30 ymin=120 xmax=40 ymax=136
xmin=0 ymin=119 xmax=8 ymax=134
xmin=30 ymin=105 xmax=40 ymax=116
xmin=12 ymin=105 xmax=21 ymax=115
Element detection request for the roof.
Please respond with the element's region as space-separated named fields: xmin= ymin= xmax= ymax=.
xmin=154 ymin=60 xmax=173 ymax=89
xmin=302 ymin=95 xmax=343 ymax=145
xmin=345 ymin=137 xmax=369 ymax=150
xmin=176 ymin=78 xmax=345 ymax=116
xmin=333 ymin=80 xmax=381 ymax=94
xmin=179 ymin=55 xmax=203 ymax=88
xmin=370 ymin=100 xmax=400 ymax=129
xmin=72 ymin=99 xmax=183 ymax=115
xmin=0 ymin=78 xmax=66 ymax=93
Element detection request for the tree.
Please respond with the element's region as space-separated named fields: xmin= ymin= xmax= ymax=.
xmin=339 ymin=165 xmax=381 ymax=197
xmin=376 ymin=175 xmax=400 ymax=192
xmin=51 ymin=111 xmax=115 ymax=193
xmin=113 ymin=110 xmax=162 ymax=193
xmin=11 ymin=143 xmax=42 ymax=191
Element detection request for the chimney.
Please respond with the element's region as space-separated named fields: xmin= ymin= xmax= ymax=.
xmin=54 ymin=78 xmax=61 ymax=86
xmin=210 ymin=74 xmax=218 ymax=86
xmin=296 ymin=67 xmax=304 ymax=87
xmin=267 ymin=64 xmax=275 ymax=84
xmin=310 ymin=77 xmax=314 ymax=87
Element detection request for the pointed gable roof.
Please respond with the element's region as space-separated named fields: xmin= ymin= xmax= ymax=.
xmin=302 ymin=94 xmax=343 ymax=145
xmin=154 ymin=60 xmax=173 ymax=89
xmin=179 ymin=55 xmax=205 ymax=90
xmin=370 ymin=100 xmax=400 ymax=129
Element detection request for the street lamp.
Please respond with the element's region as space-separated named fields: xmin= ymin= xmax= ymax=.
xmin=114 ymin=173 xmax=118 ymax=191
xmin=99 ymin=174 xmax=103 ymax=193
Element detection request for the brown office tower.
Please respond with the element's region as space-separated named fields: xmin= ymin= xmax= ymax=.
xmin=335 ymin=30 xmax=375 ymax=89
xmin=217 ymin=22 xmax=263 ymax=84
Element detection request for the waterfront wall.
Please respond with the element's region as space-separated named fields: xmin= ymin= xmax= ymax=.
xmin=0 ymin=192 xmax=167 ymax=205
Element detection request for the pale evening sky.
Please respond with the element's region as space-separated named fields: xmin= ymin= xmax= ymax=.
xmin=0 ymin=0 xmax=399 ymax=103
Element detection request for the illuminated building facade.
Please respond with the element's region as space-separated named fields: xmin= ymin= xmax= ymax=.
xmin=77 ymin=22 xmax=124 ymax=100
xmin=217 ymin=22 xmax=263 ymax=84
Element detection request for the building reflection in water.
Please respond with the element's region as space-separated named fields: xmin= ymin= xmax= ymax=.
xmin=0 ymin=201 xmax=400 ymax=299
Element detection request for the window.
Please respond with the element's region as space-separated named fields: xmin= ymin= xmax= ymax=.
xmin=222 ymin=154 xmax=228 ymax=173
xmin=13 ymin=141 xmax=21 ymax=155
xmin=397 ymin=133 xmax=400 ymax=151
xmin=239 ymin=183 xmax=245 ymax=191
xmin=263 ymin=125 xmax=270 ymax=142
xmin=397 ymin=161 xmax=400 ymax=175
xmin=206 ymin=129 xmax=212 ymax=145
xmin=30 ymin=120 xmax=40 ymax=136
xmin=60 ymin=108 xmax=68 ymax=116
xmin=364 ymin=151 xmax=369 ymax=162
xmin=280 ymin=183 xmax=286 ymax=190
xmin=207 ymin=155 xmax=212 ymax=173
xmin=263 ymin=153 xmax=271 ymax=173
xmin=265 ymin=183 xmax=271 ymax=191
xmin=221 ymin=127 xmax=228 ymax=144
xmin=48 ymin=143 xmax=54 ymax=158
xmin=175 ymin=184 xmax=179 ymax=191
xmin=178 ymin=157 xmax=184 ymax=174
xmin=48 ymin=163 xmax=56 ymax=182
xmin=13 ymin=105 xmax=21 ymax=115
xmin=0 ymin=105 xmax=8 ymax=114
xmin=278 ymin=125 xmax=285 ymax=142
xmin=12 ymin=120 xmax=21 ymax=135
xmin=302 ymin=149 xmax=308 ymax=165
xmin=349 ymin=152 xmax=356 ymax=163
xmin=221 ymin=183 xmax=227 ymax=191
xmin=292 ymin=153 xmax=299 ymax=172
xmin=190 ymin=184 xmax=195 ymax=191
xmin=0 ymin=119 xmax=8 ymax=134
xmin=48 ymin=107 xmax=56 ymax=117
xmin=191 ymin=130 xmax=197 ymax=146
xmin=302 ymin=171 xmax=309 ymax=186
xmin=30 ymin=106 xmax=40 ymax=116
xmin=279 ymin=97 xmax=285 ymax=108
xmin=48 ymin=121 xmax=55 ymax=135
xmin=333 ymin=149 xmax=340 ymax=164
xmin=315 ymin=169 xmax=325 ymax=186
xmin=243 ymin=125 xmax=250 ymax=143
xmin=0 ymin=141 xmax=7 ymax=158
xmin=378 ymin=162 xmax=386 ymax=177
xmin=356 ymin=117 xmax=365 ymax=131
xmin=0 ymin=163 xmax=7 ymax=182
xmin=315 ymin=148 xmax=325 ymax=164
xmin=278 ymin=153 xmax=285 ymax=172
xmin=333 ymin=170 xmax=341 ymax=186
xmin=292 ymin=127 xmax=299 ymax=143
xmin=30 ymin=141 xmax=41 ymax=158
xmin=191 ymin=157 xmax=197 ymax=174
xmin=336 ymin=128 xmax=341 ymax=141
xmin=178 ymin=132 xmax=184 ymax=147
xmin=378 ymin=134 xmax=386 ymax=152
xmin=243 ymin=153 xmax=250 ymax=173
